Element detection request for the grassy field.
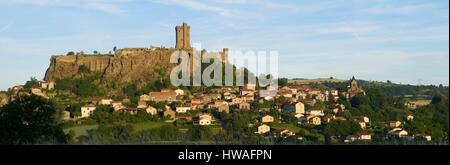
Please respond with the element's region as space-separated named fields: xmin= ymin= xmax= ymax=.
xmin=64 ymin=125 xmax=98 ymax=138
xmin=132 ymin=122 xmax=169 ymax=131
xmin=272 ymin=123 xmax=301 ymax=133
xmin=411 ymin=99 xmax=432 ymax=106
xmin=65 ymin=122 xmax=225 ymax=139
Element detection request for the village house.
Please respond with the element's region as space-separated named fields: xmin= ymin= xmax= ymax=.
xmin=328 ymin=90 xmax=340 ymax=102
xmin=359 ymin=132 xmax=372 ymax=141
xmin=345 ymin=133 xmax=372 ymax=142
xmin=304 ymin=99 xmax=316 ymax=106
xmin=190 ymin=98 xmax=203 ymax=105
xmin=223 ymin=92 xmax=232 ymax=100
xmin=239 ymin=102 xmax=251 ymax=110
xmin=307 ymin=109 xmax=325 ymax=116
xmin=203 ymin=93 xmax=221 ymax=102
xmin=146 ymin=106 xmax=158 ymax=115
xmin=262 ymin=115 xmax=274 ymax=123
xmin=111 ymin=101 xmax=124 ymax=111
xmin=295 ymin=102 xmax=305 ymax=114
xmin=296 ymin=92 xmax=307 ymax=100
xmin=308 ymin=89 xmax=322 ymax=96
xmin=274 ymin=129 xmax=296 ymax=138
xmin=198 ymin=114 xmax=213 ymax=126
xmin=119 ymin=108 xmax=141 ymax=115
xmin=330 ymin=89 xmax=339 ymax=96
xmin=140 ymin=94 xmax=150 ymax=102
xmin=174 ymin=89 xmax=185 ymax=96
xmin=39 ymin=81 xmax=55 ymax=90
xmin=279 ymin=90 xmax=293 ymax=98
xmin=62 ymin=111 xmax=71 ymax=120
xmin=187 ymin=102 xmax=201 ymax=110
xmin=415 ymin=134 xmax=432 ymax=141
xmin=31 ymin=88 xmax=47 ymax=98
xmin=177 ymin=116 xmax=193 ymax=122
xmin=345 ymin=135 xmax=359 ymax=143
xmin=281 ymin=86 xmax=297 ymax=94
xmin=295 ymin=113 xmax=305 ymax=119
xmin=137 ymin=101 xmax=148 ymax=109
xmin=353 ymin=116 xmax=370 ymax=129
xmin=148 ymin=91 xmax=177 ymax=102
xmin=242 ymin=94 xmax=255 ymax=102
xmin=206 ymin=102 xmax=216 ymax=109
xmin=388 ymin=128 xmax=408 ymax=138
xmin=357 ymin=121 xmax=367 ymax=129
xmin=81 ymin=105 xmax=96 ymax=118
xmin=214 ymin=100 xmax=229 ymax=108
xmin=406 ymin=115 xmax=414 ymax=121
xmin=256 ymin=124 xmax=271 ymax=134
xmin=231 ymin=97 xmax=243 ymax=105
xmin=281 ymin=102 xmax=305 ymax=114
xmin=99 ymin=99 xmax=113 ymax=105
xmin=176 ymin=106 xmax=191 ymax=113
xmin=386 ymin=121 xmax=402 ymax=128
xmin=263 ymin=95 xmax=275 ymax=101
xmin=259 ymin=108 xmax=271 ymax=113
xmin=323 ymin=114 xmax=336 ymax=123
xmin=313 ymin=93 xmax=327 ymax=102
xmin=308 ymin=116 xmax=322 ymax=125
xmin=164 ymin=109 xmax=177 ymax=120
xmin=334 ymin=116 xmax=347 ymax=121
xmin=161 ymin=89 xmax=174 ymax=93
xmin=218 ymin=104 xmax=230 ymax=113
xmin=287 ymin=97 xmax=298 ymax=103
xmin=0 ymin=94 xmax=7 ymax=107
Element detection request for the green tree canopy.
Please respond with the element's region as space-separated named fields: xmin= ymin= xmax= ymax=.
xmin=0 ymin=95 xmax=68 ymax=144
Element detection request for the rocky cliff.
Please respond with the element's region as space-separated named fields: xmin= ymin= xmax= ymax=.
xmin=44 ymin=48 xmax=179 ymax=92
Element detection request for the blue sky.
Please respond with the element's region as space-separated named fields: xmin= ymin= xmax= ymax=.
xmin=0 ymin=0 xmax=448 ymax=90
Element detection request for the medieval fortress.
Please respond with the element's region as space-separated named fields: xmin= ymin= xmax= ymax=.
xmin=44 ymin=23 xmax=229 ymax=85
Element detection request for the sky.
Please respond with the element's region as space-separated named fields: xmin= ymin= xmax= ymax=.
xmin=0 ymin=0 xmax=448 ymax=90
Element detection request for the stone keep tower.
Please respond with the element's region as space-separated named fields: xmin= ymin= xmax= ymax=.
xmin=176 ymin=22 xmax=191 ymax=50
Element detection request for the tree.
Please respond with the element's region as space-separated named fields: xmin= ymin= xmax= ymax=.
xmin=278 ymin=78 xmax=289 ymax=87
xmin=93 ymin=105 xmax=113 ymax=124
xmin=0 ymin=95 xmax=68 ymax=144
xmin=67 ymin=51 xmax=75 ymax=56
xmin=23 ymin=77 xmax=40 ymax=90
xmin=78 ymin=124 xmax=134 ymax=145
xmin=324 ymin=120 xmax=361 ymax=139
xmin=186 ymin=126 xmax=213 ymax=141
xmin=350 ymin=95 xmax=370 ymax=108
xmin=157 ymin=125 xmax=180 ymax=141
xmin=431 ymin=93 xmax=445 ymax=105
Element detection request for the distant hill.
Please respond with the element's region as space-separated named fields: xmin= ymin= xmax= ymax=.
xmin=288 ymin=78 xmax=348 ymax=85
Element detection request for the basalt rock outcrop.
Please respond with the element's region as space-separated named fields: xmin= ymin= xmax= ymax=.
xmin=44 ymin=48 xmax=179 ymax=90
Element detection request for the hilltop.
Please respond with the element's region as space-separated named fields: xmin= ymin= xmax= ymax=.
xmin=289 ymin=78 xmax=348 ymax=85
xmin=43 ymin=23 xmax=228 ymax=97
